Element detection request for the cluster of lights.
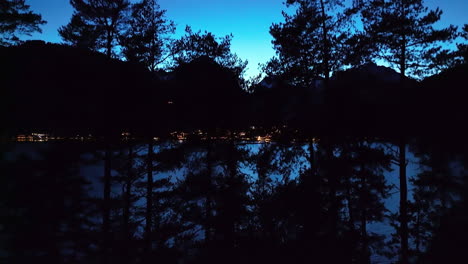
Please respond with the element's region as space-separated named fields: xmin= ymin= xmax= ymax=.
xmin=14 ymin=133 xmax=93 ymax=142
xmin=14 ymin=127 xmax=295 ymax=143
xmin=256 ymin=135 xmax=272 ymax=143
xmin=16 ymin=133 xmax=50 ymax=142
xmin=121 ymin=132 xmax=132 ymax=141
xmin=170 ymin=131 xmax=188 ymax=141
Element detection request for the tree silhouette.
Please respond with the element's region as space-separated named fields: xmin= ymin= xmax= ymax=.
xmin=0 ymin=0 xmax=46 ymax=46
xmin=346 ymin=140 xmax=392 ymax=263
xmin=144 ymin=140 xmax=154 ymax=259
xmin=457 ymin=24 xmax=468 ymax=64
xmin=100 ymin=141 xmax=117 ymax=264
xmin=171 ymin=138 xmax=217 ymax=259
xmin=121 ymin=0 xmax=175 ymax=71
xmin=5 ymin=0 xmax=468 ymax=262
xmin=60 ymin=0 xmax=130 ymax=58
xmin=404 ymin=138 xmax=465 ymax=260
xmin=135 ymin=141 xmax=186 ymax=262
xmin=415 ymin=138 xmax=468 ymax=263
xmin=171 ymin=26 xmax=247 ymax=79
xmin=360 ymin=2 xmax=456 ymax=262
xmin=1 ymin=144 xmax=94 ymax=263
xmin=361 ymin=0 xmax=457 ymax=78
xmin=57 ymin=14 xmax=100 ymax=50
xmin=111 ymin=141 xmax=143 ymax=264
xmin=269 ymin=0 xmax=355 ymax=88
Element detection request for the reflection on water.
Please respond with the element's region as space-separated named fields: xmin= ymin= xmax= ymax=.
xmin=1 ymin=140 xmax=417 ymax=263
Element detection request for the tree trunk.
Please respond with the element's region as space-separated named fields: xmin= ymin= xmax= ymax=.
xmin=325 ymin=143 xmax=338 ymax=240
xmin=319 ymin=0 xmax=330 ymax=84
xmin=122 ymin=143 xmax=133 ymax=264
xmin=398 ymin=3 xmax=409 ymax=259
xmin=145 ymin=139 xmax=154 ymax=256
xmin=399 ymin=139 xmax=409 ymax=264
xmin=106 ymin=30 xmax=112 ymax=59
xmin=205 ymin=139 xmax=213 ymax=244
xmin=123 ymin=144 xmax=133 ymax=239
xmin=304 ymin=138 xmax=321 ymax=252
xmin=360 ymin=209 xmax=370 ymax=264
xmin=224 ymin=138 xmax=237 ymax=248
xmin=103 ymin=145 xmax=112 ymax=263
xmin=360 ymin=163 xmax=370 ymax=264
xmin=415 ymin=209 xmax=421 ymax=256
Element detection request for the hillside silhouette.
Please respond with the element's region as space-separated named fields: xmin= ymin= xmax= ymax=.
xmin=2 ymin=41 xmax=467 ymax=138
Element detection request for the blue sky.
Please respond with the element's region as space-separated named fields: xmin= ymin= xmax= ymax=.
xmin=24 ymin=0 xmax=468 ymax=77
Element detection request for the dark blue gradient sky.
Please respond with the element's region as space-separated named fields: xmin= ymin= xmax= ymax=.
xmin=24 ymin=0 xmax=468 ymax=77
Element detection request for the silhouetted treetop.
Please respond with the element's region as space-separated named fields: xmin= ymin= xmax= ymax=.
xmin=0 ymin=0 xmax=46 ymax=46
xmin=60 ymin=0 xmax=130 ymax=58
xmin=457 ymin=24 xmax=468 ymax=63
xmin=58 ymin=13 xmax=100 ymax=50
xmin=269 ymin=0 xmax=355 ymax=87
xmin=172 ymin=26 xmax=247 ymax=79
xmin=120 ymin=0 xmax=175 ymax=71
xmin=361 ymin=0 xmax=457 ymax=78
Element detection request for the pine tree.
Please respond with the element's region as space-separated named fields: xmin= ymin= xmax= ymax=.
xmin=346 ymin=140 xmax=392 ymax=263
xmin=134 ymin=140 xmax=187 ymax=262
xmin=407 ymin=139 xmax=465 ymax=260
xmin=361 ymin=0 xmax=457 ymax=78
xmin=210 ymin=138 xmax=251 ymax=262
xmin=269 ymin=0 xmax=355 ymax=88
xmin=361 ymin=2 xmax=456 ymax=262
xmin=1 ymin=144 xmax=94 ymax=263
xmin=172 ymin=26 xmax=247 ymax=79
xmin=102 ymin=143 xmax=113 ymax=263
xmin=112 ymin=140 xmax=143 ymax=263
xmin=172 ymin=138 xmax=216 ymax=258
xmin=0 ymin=0 xmax=46 ymax=46
xmin=59 ymin=0 xmax=130 ymax=58
xmin=144 ymin=139 xmax=154 ymax=260
xmin=57 ymin=14 xmax=100 ymax=50
xmin=457 ymin=24 xmax=468 ymax=64
xmin=121 ymin=0 xmax=175 ymax=71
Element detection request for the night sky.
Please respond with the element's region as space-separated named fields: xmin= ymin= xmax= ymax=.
xmin=24 ymin=0 xmax=468 ymax=77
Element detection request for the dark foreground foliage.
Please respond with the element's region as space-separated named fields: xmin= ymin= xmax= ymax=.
xmin=1 ymin=136 xmax=467 ymax=263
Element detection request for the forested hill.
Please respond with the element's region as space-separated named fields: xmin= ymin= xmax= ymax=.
xmin=2 ymin=41 xmax=467 ymax=138
xmin=420 ymin=63 xmax=468 ymax=135
xmin=1 ymin=41 xmax=162 ymax=136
